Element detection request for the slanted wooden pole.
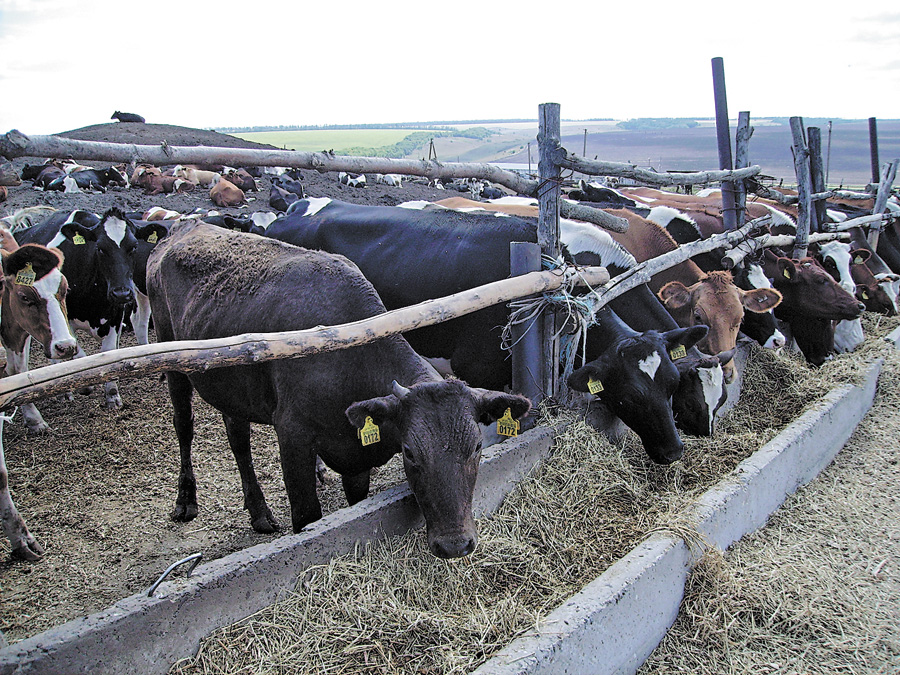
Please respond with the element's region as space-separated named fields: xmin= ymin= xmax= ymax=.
xmin=0 ymin=265 xmax=611 ymax=411
xmin=538 ymin=103 xmax=562 ymax=401
xmin=734 ymin=111 xmax=752 ymax=227
xmin=711 ymin=57 xmax=738 ymax=231
xmin=807 ymin=127 xmax=827 ymax=234
xmin=868 ymin=159 xmax=899 ymax=249
xmin=790 ymin=117 xmax=813 ymax=259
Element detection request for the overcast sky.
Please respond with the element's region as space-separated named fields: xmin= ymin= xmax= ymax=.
xmin=1 ymin=1 xmax=899 ymax=135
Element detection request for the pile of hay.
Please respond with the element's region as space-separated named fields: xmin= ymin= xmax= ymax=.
xmin=639 ymin=339 xmax=900 ymax=673
xmin=170 ymin=321 xmax=898 ymax=675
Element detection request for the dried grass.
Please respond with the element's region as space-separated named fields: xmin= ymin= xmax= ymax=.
xmin=170 ymin=319 xmax=900 ymax=675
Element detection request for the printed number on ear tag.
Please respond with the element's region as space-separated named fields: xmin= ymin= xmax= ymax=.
xmin=588 ymin=378 xmax=604 ymax=395
xmin=147 ymin=231 xmax=159 ymax=244
xmin=669 ymin=344 xmax=687 ymax=361
xmin=73 ymin=234 xmax=86 ymax=245
xmin=15 ymin=262 xmax=35 ymax=287
xmin=358 ymin=416 xmax=381 ymax=446
xmin=497 ymin=408 xmax=519 ymax=437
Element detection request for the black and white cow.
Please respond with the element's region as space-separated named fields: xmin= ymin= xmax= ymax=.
xmin=264 ymin=198 xmax=728 ymax=457
xmin=147 ymin=220 xmax=531 ymax=558
xmin=15 ymin=208 xmax=167 ymax=407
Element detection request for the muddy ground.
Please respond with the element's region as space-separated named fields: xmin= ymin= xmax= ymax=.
xmin=0 ymin=123 xmax=495 ymax=644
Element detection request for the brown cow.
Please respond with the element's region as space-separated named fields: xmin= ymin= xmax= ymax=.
xmin=210 ymin=177 xmax=245 ymax=207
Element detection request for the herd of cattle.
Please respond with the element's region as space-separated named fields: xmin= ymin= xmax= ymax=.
xmin=1 ymin=157 xmax=899 ymax=564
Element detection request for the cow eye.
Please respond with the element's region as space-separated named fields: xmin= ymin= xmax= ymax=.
xmin=402 ymin=444 xmax=417 ymax=464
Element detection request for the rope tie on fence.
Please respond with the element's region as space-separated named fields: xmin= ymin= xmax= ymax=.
xmin=500 ymin=258 xmax=607 ymax=384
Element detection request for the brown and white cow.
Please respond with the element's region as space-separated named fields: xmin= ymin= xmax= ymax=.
xmin=147 ymin=220 xmax=530 ymax=558
xmin=173 ymin=165 xmax=222 ymax=188
xmin=209 ymin=178 xmax=245 ymax=207
xmin=0 ymin=243 xmax=79 ymax=561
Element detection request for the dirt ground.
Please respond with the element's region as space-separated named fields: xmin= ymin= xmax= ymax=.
xmin=0 ymin=123 xmax=486 ymax=645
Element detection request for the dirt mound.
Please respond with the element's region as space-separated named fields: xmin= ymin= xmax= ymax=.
xmin=56 ymin=122 xmax=279 ymax=150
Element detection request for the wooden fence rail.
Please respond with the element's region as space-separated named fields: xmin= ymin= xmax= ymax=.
xmin=0 ymin=265 xmax=610 ymax=411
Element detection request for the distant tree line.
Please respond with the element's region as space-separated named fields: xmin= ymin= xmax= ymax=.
xmin=214 ymin=118 xmax=616 ymax=133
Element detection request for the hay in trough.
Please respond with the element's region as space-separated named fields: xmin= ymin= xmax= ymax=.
xmin=169 ymin=324 xmax=898 ymax=675
xmin=639 ymin=345 xmax=900 ymax=675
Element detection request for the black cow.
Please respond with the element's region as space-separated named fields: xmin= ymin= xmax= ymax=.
xmin=46 ymin=167 xmax=127 ymax=193
xmin=264 ymin=198 xmax=728 ymax=456
xmin=111 ymin=111 xmax=145 ymax=123
xmin=269 ymin=183 xmax=299 ymax=212
xmin=147 ymin=221 xmax=530 ymax=558
xmin=15 ymin=208 xmax=166 ymax=407
xmin=569 ymin=306 xmax=706 ymax=464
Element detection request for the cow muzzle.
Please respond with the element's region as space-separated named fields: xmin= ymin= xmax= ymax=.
xmin=109 ymin=286 xmax=135 ymax=306
xmin=50 ymin=338 xmax=78 ymax=360
xmin=428 ymin=529 xmax=477 ymax=559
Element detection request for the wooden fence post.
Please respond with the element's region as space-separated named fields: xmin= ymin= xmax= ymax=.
xmin=790 ymin=117 xmax=814 ymax=259
xmin=711 ymin=57 xmax=738 ymax=231
xmin=869 ymin=117 xmax=880 ymax=186
xmin=734 ymin=111 xmax=752 ymax=228
xmin=538 ymin=103 xmax=562 ymax=401
xmin=807 ymin=127 xmax=826 ymax=234
xmin=510 ymin=242 xmax=543 ymax=424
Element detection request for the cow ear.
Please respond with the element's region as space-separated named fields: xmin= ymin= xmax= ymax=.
xmin=345 ymin=395 xmax=401 ymax=429
xmin=776 ymin=258 xmax=798 ymax=282
xmin=472 ymin=389 xmax=531 ymax=425
xmin=0 ymin=248 xmax=11 ymax=276
xmin=663 ymin=325 xmax=708 ymax=352
xmin=567 ymin=361 xmax=609 ymax=394
xmin=850 ymin=249 xmax=871 ymax=265
xmin=60 ymin=223 xmax=98 ymax=242
xmin=658 ymin=281 xmax=692 ymax=310
xmin=741 ymin=287 xmax=782 ymax=313
xmin=135 ymin=223 xmax=168 ymax=243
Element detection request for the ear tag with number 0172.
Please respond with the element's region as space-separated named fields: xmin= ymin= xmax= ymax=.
xmin=497 ymin=408 xmax=519 ymax=437
xmin=73 ymin=234 xmax=86 ymax=245
xmin=147 ymin=231 xmax=159 ymax=244
xmin=588 ymin=378 xmax=604 ymax=395
xmin=358 ymin=416 xmax=381 ymax=446
xmin=669 ymin=344 xmax=687 ymax=361
xmin=15 ymin=262 xmax=36 ymax=287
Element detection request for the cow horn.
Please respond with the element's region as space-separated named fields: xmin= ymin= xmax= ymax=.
xmin=391 ymin=380 xmax=411 ymax=400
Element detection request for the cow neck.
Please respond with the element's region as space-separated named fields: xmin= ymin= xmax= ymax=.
xmin=591 ymin=305 xmax=639 ymax=348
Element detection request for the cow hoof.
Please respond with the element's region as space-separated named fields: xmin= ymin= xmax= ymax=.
xmin=25 ymin=422 xmax=50 ymax=435
xmin=104 ymin=394 xmax=123 ymax=410
xmin=11 ymin=541 xmax=44 ymax=562
xmin=171 ymin=503 xmax=198 ymax=522
xmin=250 ymin=511 xmax=280 ymax=534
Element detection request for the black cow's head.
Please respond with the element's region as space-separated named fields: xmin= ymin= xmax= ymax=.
xmin=570 ymin=324 xmax=708 ymax=465
xmin=59 ymin=208 xmax=144 ymax=307
xmin=347 ymin=379 xmax=530 ymax=559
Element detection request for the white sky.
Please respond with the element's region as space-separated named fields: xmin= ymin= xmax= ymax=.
xmin=1 ymin=0 xmax=899 ymax=135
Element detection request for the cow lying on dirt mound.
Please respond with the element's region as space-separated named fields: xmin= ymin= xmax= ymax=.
xmin=146 ymin=221 xmax=531 ymax=559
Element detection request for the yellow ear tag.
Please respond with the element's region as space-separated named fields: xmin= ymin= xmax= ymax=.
xmin=783 ymin=268 xmax=790 ymax=279
xmin=496 ymin=408 xmax=519 ymax=437
xmin=72 ymin=233 xmax=86 ymax=245
xmin=854 ymin=256 xmax=864 ymax=265
xmin=669 ymin=344 xmax=687 ymax=361
xmin=357 ymin=416 xmax=381 ymax=446
xmin=587 ymin=378 xmax=604 ymax=395
xmin=861 ymin=290 xmax=869 ymax=299
xmin=15 ymin=262 xmax=36 ymax=287
xmin=147 ymin=231 xmax=159 ymax=244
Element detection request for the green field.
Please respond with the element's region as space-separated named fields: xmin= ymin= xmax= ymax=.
xmin=229 ymin=129 xmax=429 ymax=152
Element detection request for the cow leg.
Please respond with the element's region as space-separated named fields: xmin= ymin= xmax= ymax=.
xmin=130 ymin=291 xmax=152 ymax=346
xmin=4 ymin=340 xmax=48 ymax=433
xmin=98 ymin=327 xmax=123 ymax=409
xmin=341 ymin=471 xmax=371 ymax=506
xmin=274 ymin=426 xmax=321 ymax=533
xmin=0 ymin=428 xmax=44 ymax=561
xmin=167 ymin=372 xmax=198 ymax=523
xmin=222 ymin=414 xmax=279 ymax=533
